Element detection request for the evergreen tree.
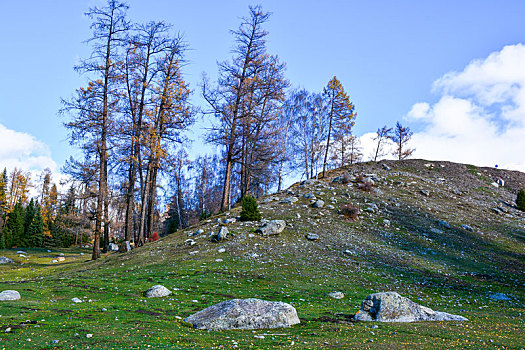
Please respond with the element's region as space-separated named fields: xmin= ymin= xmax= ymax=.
xmin=5 ymin=200 xmax=24 ymax=247
xmin=516 ymin=188 xmax=525 ymax=212
xmin=29 ymin=204 xmax=44 ymax=247
xmin=23 ymin=198 xmax=36 ymax=245
xmin=240 ymin=195 xmax=261 ymax=221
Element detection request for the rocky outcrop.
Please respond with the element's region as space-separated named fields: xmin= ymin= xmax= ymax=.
xmin=256 ymin=220 xmax=286 ymax=236
xmin=184 ymin=298 xmax=300 ymax=330
xmin=144 ymin=285 xmax=172 ymax=298
xmin=354 ymin=292 xmax=468 ymax=322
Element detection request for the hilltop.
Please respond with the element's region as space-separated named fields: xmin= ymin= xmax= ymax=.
xmin=0 ymin=159 xmax=524 ymax=349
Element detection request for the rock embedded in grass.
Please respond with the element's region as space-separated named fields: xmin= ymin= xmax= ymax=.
xmin=256 ymin=220 xmax=286 ymax=236
xmin=0 ymin=257 xmax=13 ymax=264
xmin=306 ymin=233 xmax=320 ymax=241
xmin=71 ymin=297 xmax=83 ymax=303
xmin=144 ymin=285 xmax=172 ymax=298
xmin=0 ymin=290 xmax=21 ymax=301
xmin=312 ymin=200 xmax=325 ymax=208
xmin=184 ymin=298 xmax=300 ymax=330
xmin=354 ymin=292 xmax=468 ymax=322
xmin=328 ymin=291 xmax=344 ymax=299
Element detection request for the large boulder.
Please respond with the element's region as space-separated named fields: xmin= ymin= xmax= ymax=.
xmin=119 ymin=241 xmax=132 ymax=253
xmin=0 ymin=290 xmax=21 ymax=301
xmin=354 ymin=292 xmax=468 ymax=322
xmin=256 ymin=220 xmax=286 ymax=236
xmin=0 ymin=257 xmax=14 ymax=264
xmin=211 ymin=227 xmax=229 ymax=242
xmin=144 ymin=285 xmax=172 ymax=298
xmin=184 ymin=298 xmax=300 ymax=330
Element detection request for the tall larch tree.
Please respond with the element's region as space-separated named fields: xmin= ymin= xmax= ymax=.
xmin=372 ymin=125 xmax=393 ymax=162
xmin=391 ymin=121 xmax=415 ymax=160
xmin=62 ymin=0 xmax=129 ymax=260
xmin=321 ymin=76 xmax=355 ymax=178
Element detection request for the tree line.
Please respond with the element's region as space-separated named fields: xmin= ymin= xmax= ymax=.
xmin=1 ymin=1 xmax=414 ymax=260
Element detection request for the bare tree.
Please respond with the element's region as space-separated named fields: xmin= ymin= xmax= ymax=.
xmin=392 ymin=121 xmax=415 ymax=160
xmin=372 ymin=125 xmax=393 ymax=162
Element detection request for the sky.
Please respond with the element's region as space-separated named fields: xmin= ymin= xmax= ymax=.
xmin=1 ymin=0 xmax=525 ymax=182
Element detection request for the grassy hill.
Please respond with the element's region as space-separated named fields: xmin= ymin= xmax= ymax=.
xmin=0 ymin=159 xmax=524 ymax=349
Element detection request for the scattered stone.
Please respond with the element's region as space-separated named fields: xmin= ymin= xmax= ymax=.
xmin=5 ymin=327 xmax=11 ymax=333
xmin=429 ymin=228 xmax=443 ymax=234
xmin=0 ymin=290 xmax=21 ymax=301
xmin=211 ymin=227 xmax=229 ymax=242
xmin=59 ymin=253 xmax=65 ymax=257
xmin=223 ymin=218 xmax=237 ymax=224
xmin=496 ymin=178 xmax=505 ymax=187
xmin=382 ymin=163 xmax=391 ymax=171
xmin=52 ymin=340 xmax=59 ymax=344
xmin=101 ymin=308 xmax=107 ymax=312
xmin=420 ymin=190 xmax=430 ymax=197
xmin=16 ymin=251 xmax=27 ymax=255
xmin=185 ymin=239 xmax=196 ymax=246
xmin=438 ymin=220 xmax=451 ymax=229
xmin=57 ymin=256 xmax=66 ymax=262
xmin=193 ymin=229 xmax=204 ymax=237
xmin=301 ymin=179 xmax=318 ymax=186
xmin=328 ymin=292 xmax=344 ymax=299
xmin=119 ymin=241 xmax=132 ymax=253
xmin=86 ymin=334 xmax=93 ymax=338
xmin=144 ymin=285 xmax=172 ymax=298
xmin=254 ymin=335 xmax=265 ymax=339
xmin=109 ymin=243 xmax=119 ymax=251
xmin=383 ymin=219 xmax=391 ymax=226
xmin=490 ymin=182 xmax=499 ymax=188
xmin=256 ymin=220 xmax=286 ymax=236
xmin=312 ymin=200 xmax=325 ymax=208
xmin=51 ymin=259 xmax=58 ymax=263
xmin=280 ymin=197 xmax=299 ymax=205
xmin=489 ymin=293 xmax=511 ymax=301
xmin=0 ymin=257 xmax=14 ymax=264
xmin=326 ymin=204 xmax=335 ymax=210
xmin=215 ymin=259 xmax=223 ymax=262
xmin=71 ymin=297 xmax=83 ymax=303
xmin=218 ymin=248 xmax=226 ymax=253
xmin=354 ymin=292 xmax=468 ymax=322
xmin=184 ymin=298 xmax=300 ymax=330
xmin=306 ymin=233 xmax=319 ymax=241
xmin=460 ymin=224 xmax=474 ymax=232
xmin=303 ymin=193 xmax=316 ymax=199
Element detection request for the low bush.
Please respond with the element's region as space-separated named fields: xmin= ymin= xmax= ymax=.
xmin=341 ymin=203 xmax=359 ymax=221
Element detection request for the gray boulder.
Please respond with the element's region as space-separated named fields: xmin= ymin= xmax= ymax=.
xmin=0 ymin=257 xmax=14 ymax=264
xmin=280 ymin=197 xmax=298 ymax=205
xmin=303 ymin=193 xmax=316 ymax=199
xmin=354 ymin=292 xmax=468 ymax=322
xmin=0 ymin=290 xmax=21 ymax=301
xmin=144 ymin=285 xmax=172 ymax=298
xmin=184 ymin=298 xmax=300 ymax=330
xmin=109 ymin=243 xmax=119 ymax=251
xmin=328 ymin=291 xmax=344 ymax=299
xmin=256 ymin=220 xmax=286 ymax=236
xmin=460 ymin=224 xmax=474 ymax=232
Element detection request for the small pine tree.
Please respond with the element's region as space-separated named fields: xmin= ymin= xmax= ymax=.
xmin=29 ymin=205 xmax=44 ymax=247
xmin=516 ymin=188 xmax=525 ymax=212
xmin=240 ymin=195 xmax=261 ymax=222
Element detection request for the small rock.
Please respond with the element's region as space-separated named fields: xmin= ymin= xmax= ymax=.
xmin=254 ymin=335 xmax=265 ymax=339
xmin=460 ymin=224 xmax=474 ymax=232
xmin=57 ymin=257 xmax=66 ymax=262
xmin=86 ymin=334 xmax=93 ymax=338
xmin=193 ymin=229 xmax=204 ymax=237
xmin=5 ymin=327 xmax=11 ymax=333
xmin=59 ymin=253 xmax=65 ymax=257
xmin=420 ymin=190 xmax=430 ymax=197
xmin=0 ymin=257 xmax=14 ymax=264
xmin=185 ymin=238 xmax=196 ymax=246
xmin=328 ymin=292 xmax=344 ymax=299
xmin=326 ymin=204 xmax=335 ymax=210
xmin=383 ymin=219 xmax=391 ymax=226
xmin=0 ymin=290 xmax=21 ymax=301
xmin=52 ymin=340 xmax=59 ymax=344
xmin=16 ymin=251 xmax=27 ymax=255
xmin=312 ymin=200 xmax=325 ymax=208
xmin=144 ymin=285 xmax=172 ymax=298
xmin=101 ymin=308 xmax=107 ymax=312
xmin=438 ymin=220 xmax=451 ymax=229
xmin=490 ymin=182 xmax=499 ymax=188
xmin=52 ymin=259 xmax=58 ymax=263
xmin=382 ymin=164 xmax=391 ymax=171
xmin=496 ymin=178 xmax=505 ymax=187
xmin=211 ymin=227 xmax=229 ymax=242
xmin=280 ymin=197 xmax=299 ymax=205
xmin=71 ymin=297 xmax=83 ymax=303
xmin=303 ymin=193 xmax=316 ymax=199
xmin=306 ymin=233 xmax=319 ymax=241
xmin=109 ymin=243 xmax=119 ymax=251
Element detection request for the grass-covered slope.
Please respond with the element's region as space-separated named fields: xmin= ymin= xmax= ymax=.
xmin=0 ymin=159 xmax=524 ymax=349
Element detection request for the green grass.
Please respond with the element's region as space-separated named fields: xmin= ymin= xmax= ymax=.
xmin=1 ymin=159 xmax=524 ymax=349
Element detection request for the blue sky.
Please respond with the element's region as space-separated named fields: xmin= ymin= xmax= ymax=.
xmin=1 ymin=0 xmax=525 ymax=176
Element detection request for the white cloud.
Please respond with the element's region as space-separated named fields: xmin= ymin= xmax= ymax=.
xmin=402 ymin=43 xmax=525 ymax=172
xmin=0 ymin=123 xmax=57 ymax=173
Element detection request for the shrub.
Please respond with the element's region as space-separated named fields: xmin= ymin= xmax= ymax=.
xmin=517 ymin=188 xmax=525 ymax=212
xmin=240 ymin=194 xmax=261 ymax=221
xmin=358 ymin=181 xmax=374 ymax=192
xmin=341 ymin=172 xmax=352 ymax=184
xmin=341 ymin=203 xmax=359 ymax=221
